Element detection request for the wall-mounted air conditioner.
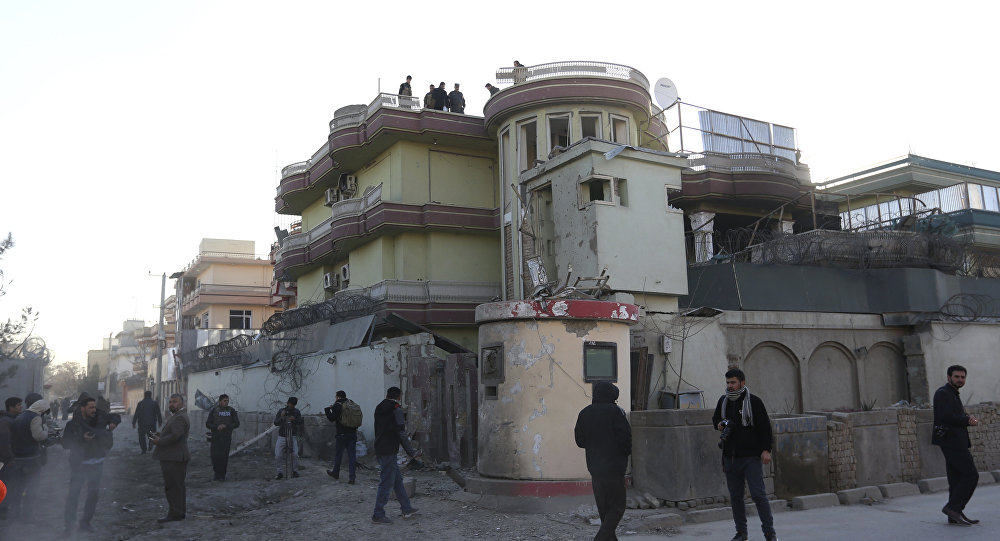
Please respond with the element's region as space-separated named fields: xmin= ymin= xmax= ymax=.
xmin=323 ymin=272 xmax=340 ymax=290
xmin=340 ymin=264 xmax=350 ymax=283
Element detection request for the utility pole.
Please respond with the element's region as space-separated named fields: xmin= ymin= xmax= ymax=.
xmin=155 ymin=272 xmax=166 ymax=401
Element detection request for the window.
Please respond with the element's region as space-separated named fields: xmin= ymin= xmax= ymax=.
xmin=201 ymin=313 xmax=209 ymax=329
xmin=616 ymin=179 xmax=628 ymax=207
xmin=581 ymin=114 xmax=601 ymax=139
xmin=518 ymin=120 xmax=538 ymax=172
xmin=547 ymin=114 xmax=570 ymax=154
xmin=579 ymin=175 xmax=614 ymax=207
xmin=481 ymin=344 xmax=504 ymax=400
xmin=610 ymin=115 xmax=629 ymax=145
xmin=583 ymin=341 xmax=617 ymax=382
xmin=229 ymin=310 xmax=252 ymax=330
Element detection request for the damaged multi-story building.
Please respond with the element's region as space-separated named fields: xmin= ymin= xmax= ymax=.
xmin=182 ymin=61 xmax=1000 ymax=500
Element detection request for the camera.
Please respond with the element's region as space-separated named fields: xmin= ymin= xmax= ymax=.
xmin=718 ymin=419 xmax=731 ymax=449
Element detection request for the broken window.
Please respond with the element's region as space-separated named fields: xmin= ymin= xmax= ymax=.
xmin=518 ymin=120 xmax=538 ymax=172
xmin=201 ymin=312 xmax=209 ymax=329
xmin=583 ymin=341 xmax=617 ymax=382
xmin=579 ymin=175 xmax=614 ymax=208
xmin=610 ymin=115 xmax=629 ymax=145
xmin=547 ymin=114 xmax=570 ymax=153
xmin=581 ymin=114 xmax=601 ymax=139
xmin=229 ymin=309 xmax=251 ymax=330
xmin=616 ymin=179 xmax=628 ymax=207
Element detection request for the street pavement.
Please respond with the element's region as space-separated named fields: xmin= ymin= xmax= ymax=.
xmin=626 ymin=483 xmax=1000 ymax=541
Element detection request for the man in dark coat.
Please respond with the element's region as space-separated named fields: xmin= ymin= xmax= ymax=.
xmin=206 ymin=394 xmax=239 ymax=481
xmin=0 ymin=397 xmax=22 ymax=522
xmin=575 ymin=382 xmax=631 ymax=541
xmin=132 ymin=391 xmax=162 ymax=454
xmin=61 ymin=396 xmax=113 ymax=534
xmin=324 ymin=390 xmax=358 ymax=483
xmin=712 ymin=369 xmax=776 ymax=541
xmin=448 ymin=84 xmax=465 ymax=114
xmin=273 ymin=397 xmax=303 ymax=479
xmin=61 ymin=397 xmax=71 ymax=421
xmin=432 ymin=82 xmax=449 ymax=111
xmin=370 ymin=386 xmax=420 ymax=524
xmin=8 ymin=394 xmax=49 ymax=520
xmin=398 ymin=75 xmax=412 ymax=96
xmin=933 ymin=364 xmax=979 ymax=525
xmin=150 ymin=393 xmax=190 ymax=523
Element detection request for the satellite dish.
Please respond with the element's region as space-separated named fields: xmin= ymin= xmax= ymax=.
xmin=654 ymin=77 xmax=679 ymax=109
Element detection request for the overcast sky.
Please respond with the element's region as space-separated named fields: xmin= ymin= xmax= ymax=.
xmin=1 ymin=1 xmax=997 ymax=366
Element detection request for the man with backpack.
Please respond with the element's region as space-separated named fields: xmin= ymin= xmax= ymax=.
xmin=324 ymin=390 xmax=360 ymax=484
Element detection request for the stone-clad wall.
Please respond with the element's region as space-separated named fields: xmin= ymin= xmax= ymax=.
xmin=826 ymin=414 xmax=855 ymax=491
xmin=967 ymin=403 xmax=1000 ymax=471
xmin=896 ymin=407 xmax=920 ymax=481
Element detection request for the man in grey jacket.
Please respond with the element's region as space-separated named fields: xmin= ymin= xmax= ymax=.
xmin=150 ymin=393 xmax=190 ymax=523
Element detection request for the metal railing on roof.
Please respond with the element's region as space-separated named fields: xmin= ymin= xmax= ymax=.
xmin=495 ymin=61 xmax=649 ymax=90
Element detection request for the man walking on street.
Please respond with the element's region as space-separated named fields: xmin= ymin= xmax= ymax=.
xmin=61 ymin=396 xmax=113 ymax=534
xmin=325 ymin=390 xmax=359 ymax=484
xmin=207 ymin=394 xmax=239 ymax=481
xmin=448 ymin=84 xmax=465 ymax=114
xmin=371 ymin=386 xmax=420 ymax=524
xmin=132 ymin=391 xmax=162 ymax=454
xmin=150 ymin=393 xmax=190 ymax=523
xmin=574 ymin=381 xmax=631 ymax=541
xmin=712 ymin=369 xmax=778 ymax=541
xmin=0 ymin=396 xmax=22 ymax=522
xmin=273 ymin=397 xmax=303 ymax=479
xmin=933 ymin=364 xmax=980 ymax=526
xmin=9 ymin=393 xmax=50 ymax=520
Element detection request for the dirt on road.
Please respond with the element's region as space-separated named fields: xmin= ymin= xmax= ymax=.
xmin=0 ymin=427 xmax=680 ymax=541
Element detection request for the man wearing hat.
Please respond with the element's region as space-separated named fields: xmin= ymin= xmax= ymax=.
xmin=273 ymin=397 xmax=303 ymax=479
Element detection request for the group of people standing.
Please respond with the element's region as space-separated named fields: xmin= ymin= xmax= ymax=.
xmin=398 ymin=76 xmax=466 ymax=114
xmin=574 ymin=365 xmax=983 ymax=541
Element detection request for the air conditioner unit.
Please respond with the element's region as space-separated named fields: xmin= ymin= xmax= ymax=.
xmin=324 ymin=187 xmax=340 ymax=206
xmin=323 ymin=272 xmax=340 ymax=290
xmin=340 ymin=264 xmax=350 ymax=283
xmin=339 ymin=174 xmax=358 ymax=195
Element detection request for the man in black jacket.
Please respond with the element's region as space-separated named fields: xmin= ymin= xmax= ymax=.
xmin=132 ymin=391 xmax=162 ymax=454
xmin=273 ymin=397 xmax=303 ymax=479
xmin=206 ymin=394 xmax=239 ymax=481
xmin=370 ymin=386 xmax=420 ymax=524
xmin=432 ymin=82 xmax=449 ymax=111
xmin=0 ymin=397 xmax=22 ymax=522
xmin=711 ymin=369 xmax=777 ymax=541
xmin=324 ymin=390 xmax=357 ymax=484
xmin=574 ymin=382 xmax=631 ymax=541
xmin=448 ymin=84 xmax=465 ymax=114
xmin=933 ymin=364 xmax=979 ymax=525
xmin=62 ymin=396 xmax=113 ymax=534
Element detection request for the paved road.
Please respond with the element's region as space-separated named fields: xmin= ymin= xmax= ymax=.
xmin=627 ymin=483 xmax=1000 ymax=541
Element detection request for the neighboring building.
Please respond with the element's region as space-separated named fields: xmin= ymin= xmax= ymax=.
xmin=170 ymin=239 xmax=278 ymax=397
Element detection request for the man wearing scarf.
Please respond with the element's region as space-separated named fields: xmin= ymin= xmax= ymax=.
xmin=711 ymin=369 xmax=777 ymax=541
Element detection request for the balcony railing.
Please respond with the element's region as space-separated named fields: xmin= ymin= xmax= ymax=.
xmin=278 ymin=183 xmax=383 ymax=250
xmin=366 ymin=92 xmax=423 ymax=119
xmin=688 ymin=152 xmax=804 ymax=180
xmin=838 ymin=183 xmax=1000 ymax=232
xmin=495 ymin=61 xmax=649 ymax=90
xmin=329 ymin=104 xmax=368 ymax=132
xmin=181 ymin=284 xmax=271 ymax=314
xmin=281 ymin=161 xmax=310 ymax=178
xmin=182 ymin=251 xmax=266 ymax=276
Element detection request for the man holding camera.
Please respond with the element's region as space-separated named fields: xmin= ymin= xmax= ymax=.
xmin=273 ymin=397 xmax=303 ymax=479
xmin=712 ymin=369 xmax=777 ymax=541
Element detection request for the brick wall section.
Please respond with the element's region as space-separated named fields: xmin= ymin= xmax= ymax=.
xmin=967 ymin=403 xmax=1000 ymax=471
xmin=826 ymin=414 xmax=856 ymax=491
xmin=895 ymin=407 xmax=920 ymax=482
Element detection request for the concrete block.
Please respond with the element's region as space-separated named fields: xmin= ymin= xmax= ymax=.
xmin=747 ymin=499 xmax=788 ymax=515
xmin=642 ymin=512 xmax=683 ymax=529
xmin=686 ymin=507 xmax=733 ymax=523
xmin=790 ymin=493 xmax=840 ymax=510
xmin=390 ymin=477 xmax=416 ymax=499
xmin=837 ymin=486 xmax=882 ymax=505
xmin=991 ymin=470 xmax=1000 ymax=483
xmin=878 ymin=482 xmax=921 ymax=498
xmin=917 ymin=477 xmax=949 ymax=493
xmin=978 ymin=471 xmax=995 ymax=485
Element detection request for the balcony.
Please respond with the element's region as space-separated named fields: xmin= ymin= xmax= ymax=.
xmin=277 ymin=93 xmax=490 ymax=214
xmin=181 ymin=284 xmax=272 ymax=316
xmin=494 ymin=60 xmax=649 ymax=89
xmin=181 ymin=250 xmax=270 ymax=277
xmin=273 ymin=196 xmax=500 ymax=280
xmin=340 ymin=280 xmax=501 ymax=305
